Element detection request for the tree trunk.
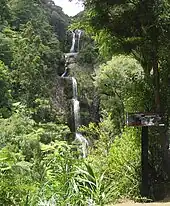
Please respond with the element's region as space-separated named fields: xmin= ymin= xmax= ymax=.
xmin=152 ymin=47 xmax=170 ymax=181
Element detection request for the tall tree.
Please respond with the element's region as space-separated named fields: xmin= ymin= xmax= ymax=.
xmin=82 ymin=0 xmax=170 ymax=112
xmin=0 ymin=0 xmax=9 ymax=24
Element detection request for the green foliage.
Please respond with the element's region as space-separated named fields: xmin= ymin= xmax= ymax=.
xmin=0 ymin=147 xmax=36 ymax=206
xmin=64 ymin=163 xmax=114 ymax=205
xmin=1 ymin=103 xmax=140 ymax=205
xmin=8 ymin=21 xmax=62 ymax=111
xmin=81 ymin=0 xmax=170 ymax=57
xmin=0 ymin=111 xmax=37 ymax=205
xmin=81 ymin=120 xmax=141 ymax=203
xmin=0 ymin=61 xmax=12 ymax=118
xmin=95 ymin=55 xmax=148 ymax=131
xmin=0 ymin=32 xmax=13 ymax=66
xmin=92 ymin=29 xmax=122 ymax=60
xmin=0 ymin=0 xmax=9 ymax=25
xmin=108 ymin=128 xmax=141 ymax=200
xmin=0 ymin=107 xmax=115 ymax=205
xmin=0 ymin=0 xmax=67 ymax=123
xmin=80 ymin=114 xmax=116 ymax=155
xmin=0 ymin=107 xmax=71 ymax=205
xmin=0 ymin=0 xmax=70 ymax=124
xmin=9 ymin=0 xmax=42 ymax=28
xmin=77 ymin=43 xmax=99 ymax=65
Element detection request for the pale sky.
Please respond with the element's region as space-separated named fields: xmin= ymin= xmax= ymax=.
xmin=54 ymin=0 xmax=84 ymax=16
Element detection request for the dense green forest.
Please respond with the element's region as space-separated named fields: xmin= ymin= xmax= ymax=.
xmin=1 ymin=0 xmax=170 ymax=205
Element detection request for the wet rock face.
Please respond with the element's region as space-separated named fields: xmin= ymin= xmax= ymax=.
xmin=60 ymin=53 xmax=78 ymax=77
xmin=65 ymin=53 xmax=78 ymax=65
xmin=62 ymin=53 xmax=100 ymax=126
xmin=65 ymin=53 xmax=78 ymax=59
xmin=54 ymin=77 xmax=74 ymax=132
xmin=59 ymin=77 xmax=73 ymax=99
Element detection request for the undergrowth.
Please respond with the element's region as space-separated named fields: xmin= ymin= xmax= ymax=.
xmin=0 ymin=107 xmax=141 ymax=205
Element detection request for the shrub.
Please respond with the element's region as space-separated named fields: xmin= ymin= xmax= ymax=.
xmin=107 ymin=127 xmax=141 ymax=201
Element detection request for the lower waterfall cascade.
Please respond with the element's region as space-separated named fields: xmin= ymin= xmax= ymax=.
xmin=72 ymin=77 xmax=89 ymax=158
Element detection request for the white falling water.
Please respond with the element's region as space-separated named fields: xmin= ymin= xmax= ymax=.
xmin=72 ymin=98 xmax=80 ymax=130
xmin=72 ymin=77 xmax=88 ymax=158
xmin=70 ymin=31 xmax=76 ymax=52
xmin=75 ymin=133 xmax=89 ymax=158
xmin=70 ymin=29 xmax=82 ymax=53
xmin=61 ymin=30 xmax=88 ymax=158
xmin=72 ymin=77 xmax=78 ymax=99
xmin=77 ymin=29 xmax=82 ymax=52
xmin=72 ymin=77 xmax=80 ymax=130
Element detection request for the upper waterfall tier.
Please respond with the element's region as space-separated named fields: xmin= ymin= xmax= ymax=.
xmin=69 ymin=29 xmax=83 ymax=53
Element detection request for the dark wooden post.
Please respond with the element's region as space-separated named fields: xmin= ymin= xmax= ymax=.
xmin=141 ymin=126 xmax=149 ymax=197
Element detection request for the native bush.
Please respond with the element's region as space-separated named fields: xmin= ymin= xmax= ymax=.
xmin=95 ymin=55 xmax=147 ymax=132
xmin=0 ymin=104 xmax=116 ymax=205
xmin=0 ymin=147 xmax=36 ymax=205
xmin=107 ymin=128 xmax=141 ymax=201
xmin=0 ymin=105 xmax=73 ymax=205
xmin=0 ymin=61 xmax=12 ymax=118
xmin=82 ymin=119 xmax=141 ymax=204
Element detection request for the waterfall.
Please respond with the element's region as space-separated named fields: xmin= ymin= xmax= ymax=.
xmin=61 ymin=29 xmax=88 ymax=158
xmin=75 ymin=133 xmax=89 ymax=158
xmin=72 ymin=77 xmax=89 ymax=158
xmin=61 ymin=67 xmax=68 ymax=77
xmin=77 ymin=29 xmax=82 ymax=52
xmin=70 ymin=29 xmax=82 ymax=53
xmin=72 ymin=77 xmax=78 ymax=100
xmin=72 ymin=77 xmax=80 ymax=129
xmin=70 ymin=31 xmax=76 ymax=52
